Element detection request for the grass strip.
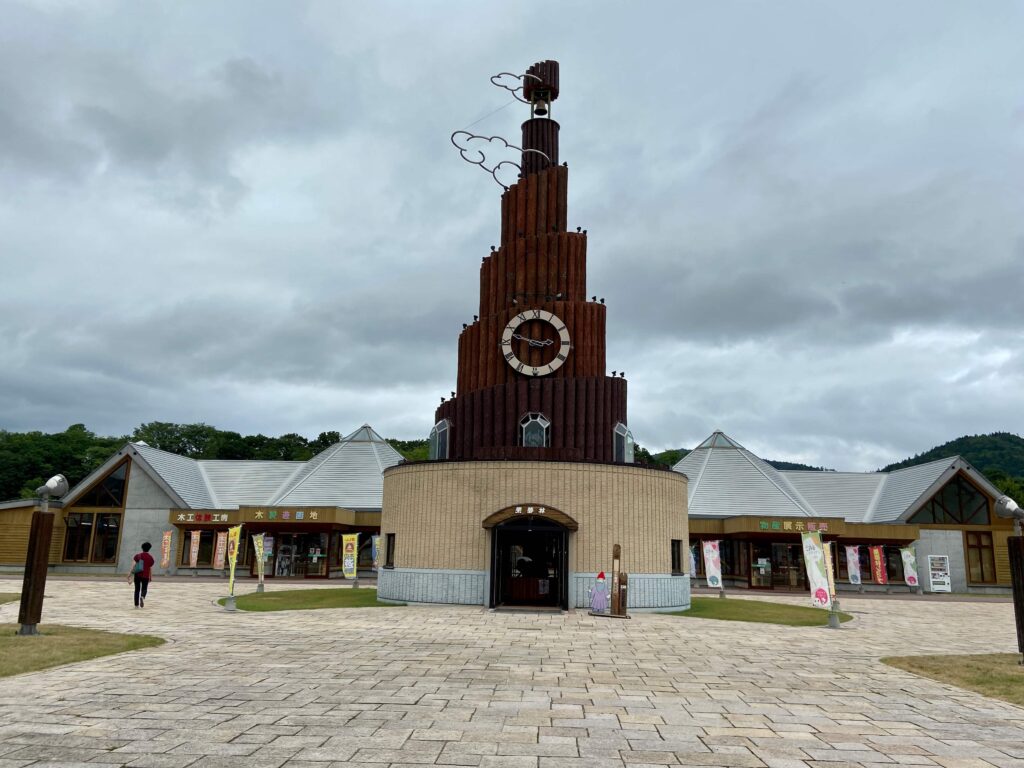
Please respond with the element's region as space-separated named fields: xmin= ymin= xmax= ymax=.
xmin=0 ymin=624 xmax=164 ymax=678
xmin=220 ymin=587 xmax=403 ymax=612
xmin=0 ymin=593 xmax=19 ymax=606
xmin=882 ymin=653 xmax=1024 ymax=708
xmin=666 ymin=596 xmax=853 ymax=626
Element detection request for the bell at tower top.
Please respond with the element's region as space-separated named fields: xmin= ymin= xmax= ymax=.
xmin=523 ymin=60 xmax=559 ymax=117
xmin=521 ymin=60 xmax=560 ymax=176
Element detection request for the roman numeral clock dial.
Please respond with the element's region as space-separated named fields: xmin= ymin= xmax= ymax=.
xmin=500 ymin=310 xmax=571 ymax=377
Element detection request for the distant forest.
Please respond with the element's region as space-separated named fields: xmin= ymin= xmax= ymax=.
xmin=1 ymin=423 xmax=1021 ymax=503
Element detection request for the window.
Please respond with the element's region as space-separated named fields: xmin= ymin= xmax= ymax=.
xmin=76 ymin=461 xmax=128 ymax=507
xmin=91 ymin=514 xmax=121 ymax=563
xmin=884 ymin=545 xmax=904 ymax=583
xmin=429 ymin=419 xmax=450 ymax=460
xmin=62 ymin=461 xmax=128 ymax=564
xmin=614 ymin=423 xmax=635 ymax=463
xmin=671 ymin=540 xmax=683 ymax=574
xmin=966 ymin=531 xmax=996 ymax=583
xmin=63 ymin=511 xmax=122 ymax=564
xmin=520 ymin=413 xmax=551 ymax=448
xmin=64 ymin=513 xmax=95 ymax=562
xmin=385 ymin=533 xmax=396 ymax=568
xmin=179 ymin=530 xmax=215 ymax=567
xmin=910 ymin=474 xmax=990 ymax=525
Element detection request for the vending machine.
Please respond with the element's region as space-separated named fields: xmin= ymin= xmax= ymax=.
xmin=927 ymin=555 xmax=951 ymax=593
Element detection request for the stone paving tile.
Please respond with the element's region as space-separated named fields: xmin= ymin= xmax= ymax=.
xmin=2 ymin=581 xmax=1024 ymax=768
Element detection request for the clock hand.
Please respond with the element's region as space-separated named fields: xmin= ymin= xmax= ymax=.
xmin=511 ymin=333 xmax=554 ymax=347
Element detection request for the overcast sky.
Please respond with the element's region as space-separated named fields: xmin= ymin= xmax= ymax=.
xmin=2 ymin=1 xmax=1022 ymax=470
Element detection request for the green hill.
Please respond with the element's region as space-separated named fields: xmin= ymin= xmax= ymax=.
xmin=882 ymin=432 xmax=1024 ymax=476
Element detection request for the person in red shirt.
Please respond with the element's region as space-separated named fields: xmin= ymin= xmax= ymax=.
xmin=132 ymin=542 xmax=156 ymax=608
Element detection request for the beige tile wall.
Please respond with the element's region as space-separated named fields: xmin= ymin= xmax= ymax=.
xmin=381 ymin=461 xmax=688 ymax=574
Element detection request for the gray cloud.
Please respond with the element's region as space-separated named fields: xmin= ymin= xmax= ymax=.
xmin=1 ymin=0 xmax=1022 ymax=471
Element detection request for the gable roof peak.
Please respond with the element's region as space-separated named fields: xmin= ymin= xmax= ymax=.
xmin=342 ymin=424 xmax=388 ymax=443
xmin=695 ymin=431 xmax=745 ymax=450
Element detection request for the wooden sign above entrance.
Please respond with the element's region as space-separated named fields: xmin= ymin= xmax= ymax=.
xmin=723 ymin=516 xmax=847 ymax=536
xmin=481 ymin=504 xmax=579 ymax=531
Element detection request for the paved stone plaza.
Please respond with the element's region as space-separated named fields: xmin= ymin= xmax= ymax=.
xmin=1 ymin=580 xmax=1022 ymax=768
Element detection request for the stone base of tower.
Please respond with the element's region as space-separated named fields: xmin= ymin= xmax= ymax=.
xmin=378 ymin=460 xmax=690 ymax=611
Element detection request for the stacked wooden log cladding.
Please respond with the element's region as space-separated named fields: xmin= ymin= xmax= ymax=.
xmin=435 ymin=63 xmax=628 ymax=463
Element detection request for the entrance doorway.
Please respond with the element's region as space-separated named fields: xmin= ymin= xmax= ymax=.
xmin=771 ymin=543 xmax=806 ymax=590
xmin=748 ymin=541 xmax=808 ymax=591
xmin=252 ymin=532 xmax=330 ymax=578
xmin=490 ymin=517 xmax=568 ymax=609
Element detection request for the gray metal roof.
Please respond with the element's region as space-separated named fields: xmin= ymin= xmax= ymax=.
xmin=675 ymin=433 xmax=816 ymax=518
xmin=271 ymin=425 xmax=404 ymax=509
xmin=782 ymin=472 xmax=884 ymax=523
xmin=675 ymin=430 xmax=1002 ymax=525
xmin=133 ymin=443 xmax=214 ymax=508
xmin=64 ymin=425 xmax=404 ymax=512
xmin=862 ymin=458 xmax=953 ymax=523
xmin=200 ymin=460 xmax=304 ymax=509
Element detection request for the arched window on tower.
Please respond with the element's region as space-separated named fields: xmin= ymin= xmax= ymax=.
xmin=428 ymin=419 xmax=450 ymax=460
xmin=520 ymin=413 xmax=551 ymax=448
xmin=614 ymin=423 xmax=635 ymax=463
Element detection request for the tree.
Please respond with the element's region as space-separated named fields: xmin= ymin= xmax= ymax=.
xmin=310 ymin=431 xmax=341 ymax=454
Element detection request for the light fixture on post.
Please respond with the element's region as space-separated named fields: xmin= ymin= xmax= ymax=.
xmin=996 ymin=495 xmax=1024 ymax=665
xmin=18 ymin=474 xmax=69 ymax=636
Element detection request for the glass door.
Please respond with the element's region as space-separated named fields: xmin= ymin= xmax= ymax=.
xmin=771 ymin=544 xmax=807 ymax=591
xmin=304 ymin=533 xmax=329 ymax=578
xmin=750 ymin=541 xmax=772 ymax=589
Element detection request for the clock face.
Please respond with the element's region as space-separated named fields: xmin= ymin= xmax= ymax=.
xmin=500 ymin=309 xmax=571 ymax=376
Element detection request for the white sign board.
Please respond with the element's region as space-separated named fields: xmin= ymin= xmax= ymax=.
xmin=927 ymin=555 xmax=951 ymax=593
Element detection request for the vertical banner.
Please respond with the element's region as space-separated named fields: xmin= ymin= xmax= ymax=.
xmin=869 ymin=545 xmax=888 ymax=584
xmin=189 ymin=530 xmax=202 ymax=568
xmin=342 ymin=534 xmax=359 ymax=579
xmin=226 ymin=525 xmax=242 ymax=596
xmin=213 ymin=531 xmax=228 ymax=570
xmin=701 ymin=540 xmax=722 ymax=589
xmin=252 ymin=533 xmax=265 ymax=585
xmin=160 ymin=530 xmax=173 ymax=569
xmin=822 ymin=540 xmax=837 ymax=600
xmin=800 ymin=531 xmax=833 ymax=609
xmin=690 ymin=545 xmax=698 ymax=577
xmin=371 ymin=535 xmax=381 ymax=571
xmin=845 ymin=546 xmax=862 ymax=585
xmin=900 ymin=547 xmax=920 ymax=588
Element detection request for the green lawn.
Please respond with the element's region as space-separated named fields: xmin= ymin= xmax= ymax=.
xmin=882 ymin=653 xmax=1024 ymax=707
xmin=220 ymin=587 xmax=403 ymax=612
xmin=666 ymin=596 xmax=853 ymax=626
xmin=0 ymin=593 xmax=19 ymax=606
xmin=0 ymin=624 xmax=164 ymax=678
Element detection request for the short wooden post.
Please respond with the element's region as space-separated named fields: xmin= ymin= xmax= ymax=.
xmin=610 ymin=544 xmax=621 ymax=616
xmin=18 ymin=506 xmax=55 ymax=635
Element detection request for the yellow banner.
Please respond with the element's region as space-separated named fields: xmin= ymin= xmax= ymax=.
xmin=160 ymin=530 xmax=173 ymax=569
xmin=342 ymin=534 xmax=359 ymax=579
xmin=227 ymin=525 xmax=242 ymax=595
xmin=252 ymin=533 xmax=265 ymax=584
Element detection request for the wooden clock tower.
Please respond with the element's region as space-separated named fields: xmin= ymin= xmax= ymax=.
xmin=433 ymin=60 xmax=630 ymax=463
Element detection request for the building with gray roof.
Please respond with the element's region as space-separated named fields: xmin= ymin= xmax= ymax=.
xmin=0 ymin=425 xmax=403 ymax=579
xmin=678 ymin=431 xmax=1011 ymax=594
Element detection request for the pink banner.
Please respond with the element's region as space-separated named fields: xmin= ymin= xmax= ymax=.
xmin=702 ymin=540 xmax=722 ymax=589
xmin=213 ymin=531 xmax=228 ymax=570
xmin=160 ymin=530 xmax=173 ymax=569
xmin=189 ymin=530 xmax=202 ymax=568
